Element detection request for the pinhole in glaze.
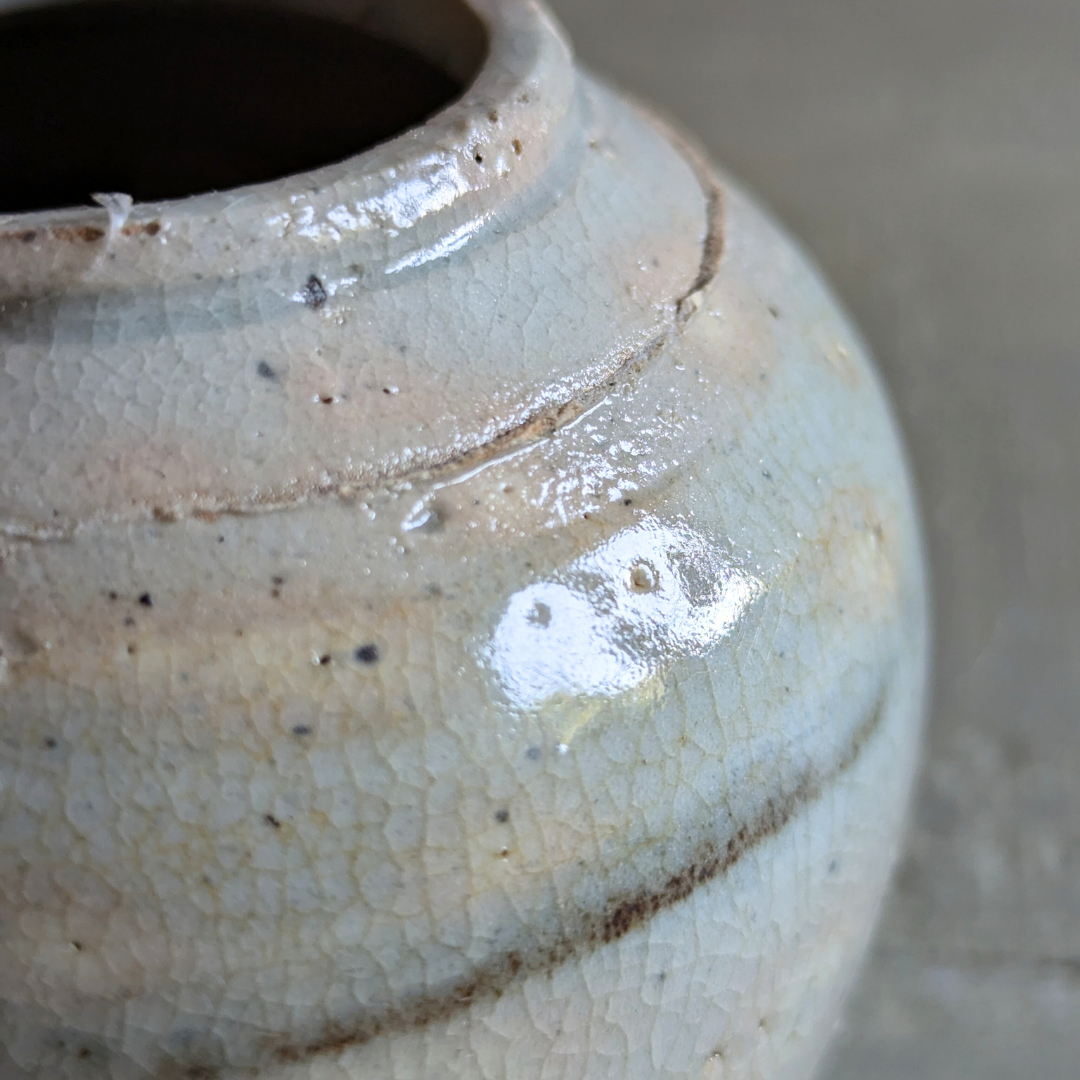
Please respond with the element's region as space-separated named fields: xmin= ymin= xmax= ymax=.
xmin=0 ymin=1 xmax=928 ymax=1078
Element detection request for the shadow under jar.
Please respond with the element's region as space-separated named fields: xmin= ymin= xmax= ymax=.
xmin=0 ymin=2 xmax=928 ymax=1079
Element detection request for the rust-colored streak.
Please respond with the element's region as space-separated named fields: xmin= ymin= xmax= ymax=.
xmin=120 ymin=220 xmax=162 ymax=237
xmin=49 ymin=224 xmax=106 ymax=243
xmin=0 ymin=221 xmax=159 ymax=245
xmin=0 ymin=228 xmax=40 ymax=244
xmin=268 ymin=690 xmax=888 ymax=1066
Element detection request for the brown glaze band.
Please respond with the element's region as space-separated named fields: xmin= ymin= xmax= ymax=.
xmin=264 ymin=689 xmax=888 ymax=1071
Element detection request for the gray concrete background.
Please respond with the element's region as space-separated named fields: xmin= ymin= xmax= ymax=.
xmin=545 ymin=1 xmax=1080 ymax=1076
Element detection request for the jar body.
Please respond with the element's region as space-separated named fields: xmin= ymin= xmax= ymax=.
xmin=0 ymin=5 xmax=927 ymax=1079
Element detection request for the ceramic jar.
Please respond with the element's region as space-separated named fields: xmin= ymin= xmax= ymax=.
xmin=0 ymin=1 xmax=928 ymax=1078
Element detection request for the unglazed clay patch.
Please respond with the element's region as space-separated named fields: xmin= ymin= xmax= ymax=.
xmin=0 ymin=1 xmax=927 ymax=1078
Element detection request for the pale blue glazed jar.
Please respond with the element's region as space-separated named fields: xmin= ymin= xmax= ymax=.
xmin=0 ymin=1 xmax=927 ymax=1077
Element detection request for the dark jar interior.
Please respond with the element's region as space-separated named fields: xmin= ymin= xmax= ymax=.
xmin=0 ymin=0 xmax=487 ymax=214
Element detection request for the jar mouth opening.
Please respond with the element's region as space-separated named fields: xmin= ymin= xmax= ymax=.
xmin=0 ymin=0 xmax=489 ymax=215
xmin=0 ymin=0 xmax=575 ymax=290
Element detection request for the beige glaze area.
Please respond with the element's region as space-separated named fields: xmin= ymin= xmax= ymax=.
xmin=0 ymin=180 xmax=927 ymax=1079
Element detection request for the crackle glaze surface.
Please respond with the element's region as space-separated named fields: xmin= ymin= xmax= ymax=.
xmin=0 ymin=1 xmax=927 ymax=1078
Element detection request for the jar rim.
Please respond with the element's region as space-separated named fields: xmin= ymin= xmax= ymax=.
xmin=0 ymin=0 xmax=576 ymax=291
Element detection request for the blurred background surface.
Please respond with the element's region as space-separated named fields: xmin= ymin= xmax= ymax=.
xmin=546 ymin=1 xmax=1080 ymax=1077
